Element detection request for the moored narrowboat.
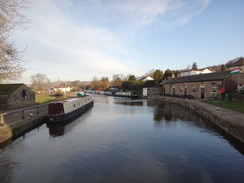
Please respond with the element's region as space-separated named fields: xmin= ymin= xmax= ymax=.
xmin=46 ymin=96 xmax=93 ymax=123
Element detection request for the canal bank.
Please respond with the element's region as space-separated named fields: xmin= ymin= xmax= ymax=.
xmin=149 ymin=96 xmax=244 ymax=143
xmin=0 ymin=104 xmax=48 ymax=144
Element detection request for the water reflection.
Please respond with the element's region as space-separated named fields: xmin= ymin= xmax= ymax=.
xmin=47 ymin=109 xmax=92 ymax=137
xmin=0 ymin=95 xmax=243 ymax=183
xmin=151 ymin=99 xmax=244 ymax=155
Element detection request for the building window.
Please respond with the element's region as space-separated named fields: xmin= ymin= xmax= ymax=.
xmin=22 ymin=90 xmax=26 ymax=99
xmin=217 ymin=84 xmax=222 ymax=90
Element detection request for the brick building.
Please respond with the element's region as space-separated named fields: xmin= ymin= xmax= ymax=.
xmin=163 ymin=71 xmax=230 ymax=99
xmin=0 ymin=84 xmax=35 ymax=108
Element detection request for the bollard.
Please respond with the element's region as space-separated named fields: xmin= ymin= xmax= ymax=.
xmin=0 ymin=114 xmax=5 ymax=126
xmin=22 ymin=110 xmax=25 ymax=119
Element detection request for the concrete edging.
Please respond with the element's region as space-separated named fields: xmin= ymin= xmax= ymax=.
xmin=149 ymin=96 xmax=244 ymax=143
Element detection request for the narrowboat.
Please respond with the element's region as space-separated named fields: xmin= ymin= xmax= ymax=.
xmin=46 ymin=96 xmax=93 ymax=123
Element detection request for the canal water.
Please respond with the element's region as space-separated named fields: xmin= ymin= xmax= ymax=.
xmin=0 ymin=95 xmax=244 ymax=183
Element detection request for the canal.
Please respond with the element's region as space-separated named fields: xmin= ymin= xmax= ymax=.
xmin=0 ymin=95 xmax=244 ymax=183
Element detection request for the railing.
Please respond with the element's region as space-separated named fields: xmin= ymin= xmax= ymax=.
xmin=0 ymin=104 xmax=48 ymax=126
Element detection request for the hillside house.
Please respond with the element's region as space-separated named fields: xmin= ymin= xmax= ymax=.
xmin=227 ymin=57 xmax=244 ymax=71
xmin=49 ymin=83 xmax=72 ymax=94
xmin=137 ymin=76 xmax=154 ymax=81
xmin=163 ymin=71 xmax=230 ymax=99
xmin=179 ymin=68 xmax=212 ymax=77
xmin=0 ymin=84 xmax=35 ymax=108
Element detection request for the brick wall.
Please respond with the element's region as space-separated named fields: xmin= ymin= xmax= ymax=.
xmin=163 ymin=80 xmax=223 ymax=99
xmin=224 ymin=72 xmax=244 ymax=86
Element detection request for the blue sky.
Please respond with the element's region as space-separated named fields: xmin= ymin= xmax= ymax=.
xmin=13 ymin=0 xmax=244 ymax=83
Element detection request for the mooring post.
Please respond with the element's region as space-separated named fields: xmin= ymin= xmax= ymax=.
xmin=22 ymin=110 xmax=25 ymax=119
xmin=0 ymin=114 xmax=5 ymax=126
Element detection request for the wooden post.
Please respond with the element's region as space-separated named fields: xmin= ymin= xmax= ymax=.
xmin=37 ymin=106 xmax=39 ymax=114
xmin=0 ymin=114 xmax=5 ymax=126
xmin=22 ymin=110 xmax=25 ymax=119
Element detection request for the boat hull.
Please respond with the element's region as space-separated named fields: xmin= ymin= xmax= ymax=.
xmin=46 ymin=101 xmax=93 ymax=123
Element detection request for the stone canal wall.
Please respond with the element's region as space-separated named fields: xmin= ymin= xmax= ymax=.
xmin=0 ymin=104 xmax=48 ymax=144
xmin=149 ymin=96 xmax=244 ymax=143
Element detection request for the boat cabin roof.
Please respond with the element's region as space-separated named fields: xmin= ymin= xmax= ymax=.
xmin=50 ymin=98 xmax=83 ymax=104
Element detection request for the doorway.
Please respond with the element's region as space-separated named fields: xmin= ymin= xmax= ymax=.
xmin=200 ymin=88 xmax=205 ymax=99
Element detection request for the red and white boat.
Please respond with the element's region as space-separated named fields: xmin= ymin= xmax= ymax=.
xmin=46 ymin=96 xmax=93 ymax=123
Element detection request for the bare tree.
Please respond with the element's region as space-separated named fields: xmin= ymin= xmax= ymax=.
xmin=112 ymin=74 xmax=125 ymax=88
xmin=0 ymin=42 xmax=27 ymax=81
xmin=0 ymin=0 xmax=30 ymax=82
xmin=144 ymin=69 xmax=155 ymax=77
xmin=31 ymin=73 xmax=51 ymax=93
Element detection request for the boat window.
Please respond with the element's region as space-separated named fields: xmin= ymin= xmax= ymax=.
xmin=74 ymin=104 xmax=76 ymax=108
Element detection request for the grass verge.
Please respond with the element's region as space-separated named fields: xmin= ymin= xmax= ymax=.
xmin=35 ymin=94 xmax=71 ymax=104
xmin=203 ymin=100 xmax=244 ymax=114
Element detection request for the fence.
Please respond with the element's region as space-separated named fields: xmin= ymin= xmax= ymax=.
xmin=231 ymin=93 xmax=244 ymax=102
xmin=0 ymin=104 xmax=48 ymax=126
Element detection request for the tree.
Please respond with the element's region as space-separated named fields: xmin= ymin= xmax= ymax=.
xmin=221 ymin=64 xmax=227 ymax=71
xmin=90 ymin=76 xmax=99 ymax=90
xmin=0 ymin=43 xmax=27 ymax=82
xmin=100 ymin=77 xmax=110 ymax=90
xmin=0 ymin=0 xmax=30 ymax=82
xmin=192 ymin=62 xmax=198 ymax=70
xmin=153 ymin=69 xmax=163 ymax=86
xmin=31 ymin=73 xmax=51 ymax=93
xmin=128 ymin=75 xmax=136 ymax=81
xmin=112 ymin=74 xmax=125 ymax=88
xmin=224 ymin=76 xmax=237 ymax=93
xmin=172 ymin=70 xmax=179 ymax=77
xmin=144 ymin=69 xmax=155 ymax=78
xmin=163 ymin=69 xmax=172 ymax=80
xmin=71 ymin=80 xmax=81 ymax=91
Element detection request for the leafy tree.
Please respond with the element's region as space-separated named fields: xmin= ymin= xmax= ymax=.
xmin=221 ymin=64 xmax=227 ymax=71
xmin=121 ymin=81 xmax=134 ymax=91
xmin=0 ymin=0 xmax=30 ymax=82
xmin=172 ymin=70 xmax=179 ymax=77
xmin=143 ymin=80 xmax=156 ymax=87
xmin=192 ymin=62 xmax=198 ymax=70
xmin=128 ymin=75 xmax=136 ymax=81
xmin=100 ymin=77 xmax=110 ymax=90
xmin=163 ymin=69 xmax=172 ymax=80
xmin=153 ymin=69 xmax=163 ymax=86
xmin=31 ymin=73 xmax=51 ymax=93
xmin=90 ymin=76 xmax=110 ymax=90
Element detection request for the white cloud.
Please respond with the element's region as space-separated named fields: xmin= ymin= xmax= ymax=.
xmin=13 ymin=0 xmax=211 ymax=83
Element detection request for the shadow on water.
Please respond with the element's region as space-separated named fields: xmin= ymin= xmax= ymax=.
xmin=151 ymin=99 xmax=244 ymax=155
xmin=0 ymin=121 xmax=44 ymax=150
xmin=47 ymin=109 xmax=93 ymax=138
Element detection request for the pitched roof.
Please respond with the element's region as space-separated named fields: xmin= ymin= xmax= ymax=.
xmin=179 ymin=68 xmax=211 ymax=73
xmin=137 ymin=76 xmax=153 ymax=81
xmin=164 ymin=71 xmax=230 ymax=84
xmin=0 ymin=84 xmax=24 ymax=95
xmin=227 ymin=57 xmax=244 ymax=67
